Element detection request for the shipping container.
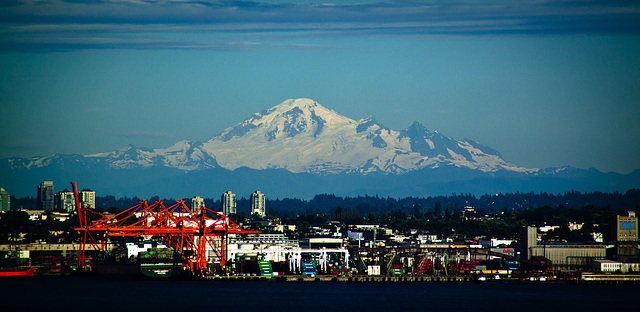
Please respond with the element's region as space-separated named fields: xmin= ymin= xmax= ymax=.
xmin=302 ymin=262 xmax=317 ymax=277
xmin=367 ymin=265 xmax=381 ymax=275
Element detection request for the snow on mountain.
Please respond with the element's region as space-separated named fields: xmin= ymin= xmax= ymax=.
xmin=198 ymin=98 xmax=533 ymax=174
xmin=84 ymin=140 xmax=218 ymax=170
xmin=6 ymin=153 xmax=87 ymax=171
xmin=6 ymin=98 xmax=534 ymax=174
xmin=202 ymin=98 xmax=364 ymax=173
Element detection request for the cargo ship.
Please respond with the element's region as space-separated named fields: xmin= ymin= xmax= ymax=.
xmin=92 ymin=243 xmax=185 ymax=279
xmin=92 ymin=262 xmax=139 ymax=277
xmin=138 ymin=247 xmax=183 ymax=278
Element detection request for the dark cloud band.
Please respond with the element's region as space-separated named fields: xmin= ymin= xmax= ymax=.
xmin=2 ymin=1 xmax=639 ymax=51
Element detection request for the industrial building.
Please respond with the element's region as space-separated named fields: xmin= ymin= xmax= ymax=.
xmin=529 ymin=243 xmax=608 ymax=271
xmin=523 ymin=213 xmax=640 ymax=272
xmin=615 ymin=214 xmax=639 ymax=262
xmin=524 ymin=225 xmax=608 ymax=271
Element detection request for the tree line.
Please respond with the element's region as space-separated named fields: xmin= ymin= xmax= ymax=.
xmin=3 ymin=189 xmax=637 ymax=244
xmin=10 ymin=189 xmax=640 ymax=216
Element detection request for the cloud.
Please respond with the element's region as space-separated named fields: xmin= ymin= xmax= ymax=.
xmin=1 ymin=1 xmax=639 ymax=51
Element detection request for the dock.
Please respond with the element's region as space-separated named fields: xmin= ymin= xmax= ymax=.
xmin=578 ymin=273 xmax=640 ymax=284
xmin=201 ymin=274 xmax=640 ymax=284
xmin=202 ymin=275 xmax=500 ymax=283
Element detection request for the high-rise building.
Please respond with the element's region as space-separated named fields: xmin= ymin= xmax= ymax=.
xmin=222 ymin=191 xmax=236 ymax=215
xmin=56 ymin=189 xmax=76 ymax=212
xmin=523 ymin=226 xmax=538 ymax=260
xmin=0 ymin=187 xmax=10 ymax=211
xmin=191 ymin=196 xmax=205 ymax=212
xmin=616 ymin=214 xmax=638 ymax=241
xmin=80 ymin=189 xmax=95 ymax=209
xmin=250 ymin=191 xmax=265 ymax=217
xmin=615 ymin=213 xmax=639 ymax=262
xmin=38 ymin=181 xmax=55 ymax=211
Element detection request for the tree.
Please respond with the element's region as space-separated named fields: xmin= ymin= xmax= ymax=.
xmin=334 ymin=206 xmax=343 ymax=219
xmin=434 ymin=203 xmax=442 ymax=219
xmin=0 ymin=211 xmax=35 ymax=243
xmin=413 ymin=204 xmax=422 ymax=219
xmin=444 ymin=208 xmax=452 ymax=220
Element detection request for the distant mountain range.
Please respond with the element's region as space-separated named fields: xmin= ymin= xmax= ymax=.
xmin=2 ymin=98 xmax=639 ymax=199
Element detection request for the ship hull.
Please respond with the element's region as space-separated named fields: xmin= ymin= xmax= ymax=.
xmin=0 ymin=268 xmax=36 ymax=277
xmin=93 ymin=263 xmax=140 ymax=278
xmin=139 ymin=263 xmax=182 ymax=278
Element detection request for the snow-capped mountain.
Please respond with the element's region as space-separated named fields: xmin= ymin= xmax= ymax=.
xmin=201 ymin=98 xmax=533 ymax=174
xmin=2 ymin=98 xmax=639 ymax=198
xmin=5 ymin=98 xmax=532 ymax=174
xmin=85 ymin=140 xmax=218 ymax=171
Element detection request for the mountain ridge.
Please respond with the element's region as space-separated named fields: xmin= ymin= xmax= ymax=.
xmin=8 ymin=98 xmax=532 ymax=174
xmin=2 ymin=98 xmax=639 ymax=198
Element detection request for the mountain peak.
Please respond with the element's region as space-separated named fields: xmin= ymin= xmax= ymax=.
xmin=271 ymin=98 xmax=351 ymax=126
xmin=219 ymin=98 xmax=357 ymax=142
xmin=356 ymin=116 xmax=389 ymax=133
xmin=407 ymin=121 xmax=428 ymax=132
xmin=279 ymin=98 xmax=318 ymax=110
xmin=262 ymin=98 xmax=323 ymax=119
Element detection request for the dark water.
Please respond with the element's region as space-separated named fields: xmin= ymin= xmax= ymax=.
xmin=1 ymin=275 xmax=637 ymax=311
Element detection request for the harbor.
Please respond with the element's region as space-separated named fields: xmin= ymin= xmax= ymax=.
xmin=2 ymin=182 xmax=638 ymax=288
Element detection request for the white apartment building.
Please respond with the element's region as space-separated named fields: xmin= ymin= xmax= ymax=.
xmin=191 ymin=196 xmax=205 ymax=211
xmin=222 ymin=191 xmax=236 ymax=215
xmin=250 ymin=191 xmax=265 ymax=217
xmin=56 ymin=190 xmax=76 ymax=212
xmin=80 ymin=189 xmax=95 ymax=209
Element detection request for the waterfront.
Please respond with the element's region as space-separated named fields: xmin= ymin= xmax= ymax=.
xmin=1 ymin=275 xmax=638 ymax=311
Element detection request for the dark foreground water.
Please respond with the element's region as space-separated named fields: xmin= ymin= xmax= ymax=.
xmin=1 ymin=275 xmax=637 ymax=311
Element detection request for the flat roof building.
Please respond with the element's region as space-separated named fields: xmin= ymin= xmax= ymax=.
xmin=191 ymin=196 xmax=205 ymax=212
xmin=222 ymin=191 xmax=236 ymax=215
xmin=299 ymin=238 xmax=344 ymax=249
xmin=250 ymin=191 xmax=265 ymax=217
xmin=38 ymin=181 xmax=54 ymax=211
xmin=0 ymin=187 xmax=9 ymax=211
xmin=56 ymin=189 xmax=75 ymax=212
xmin=615 ymin=214 xmax=639 ymax=262
xmin=530 ymin=244 xmax=609 ymax=272
xmin=593 ymin=259 xmax=622 ymax=272
xmin=80 ymin=189 xmax=95 ymax=209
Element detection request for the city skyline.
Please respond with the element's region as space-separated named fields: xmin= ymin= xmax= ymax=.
xmin=1 ymin=1 xmax=639 ymax=174
xmin=31 ymin=180 xmax=263 ymax=212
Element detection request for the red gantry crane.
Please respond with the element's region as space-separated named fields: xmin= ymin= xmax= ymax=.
xmin=71 ymin=181 xmax=257 ymax=276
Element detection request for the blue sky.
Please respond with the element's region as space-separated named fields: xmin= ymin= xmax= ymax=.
xmin=1 ymin=0 xmax=639 ymax=173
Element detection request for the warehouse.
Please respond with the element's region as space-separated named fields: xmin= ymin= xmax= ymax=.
xmin=529 ymin=244 xmax=610 ymax=271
